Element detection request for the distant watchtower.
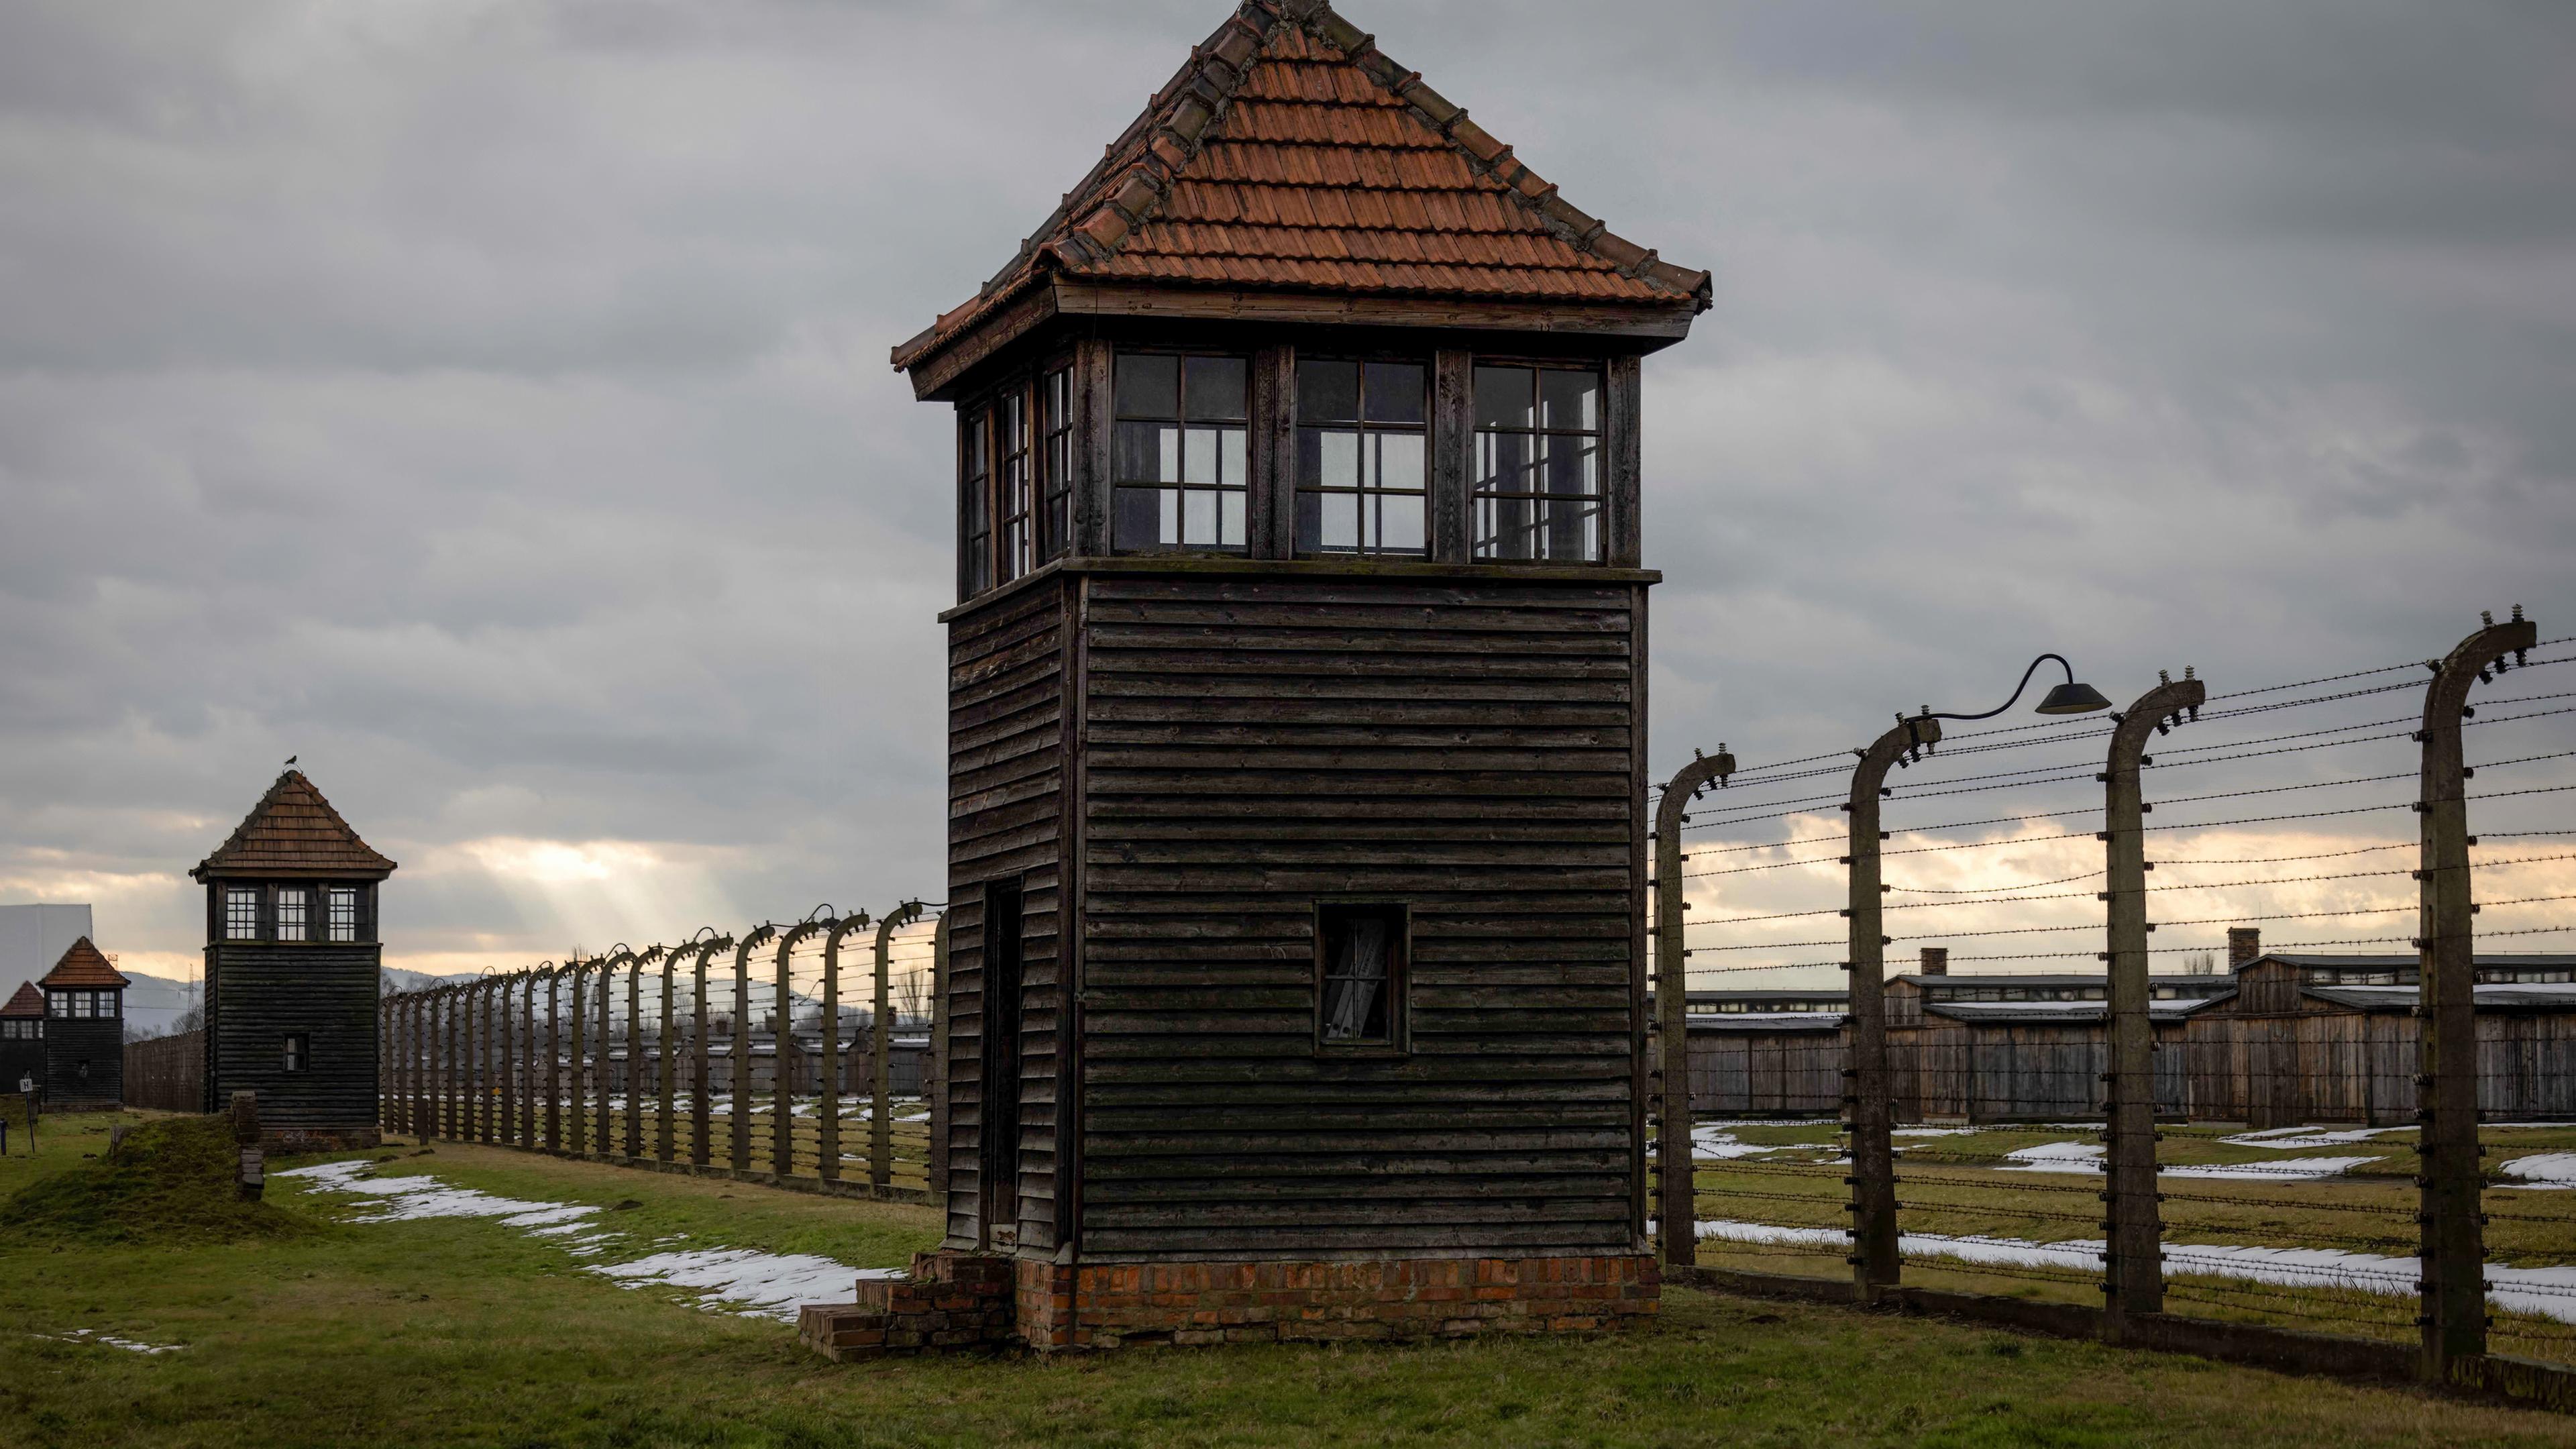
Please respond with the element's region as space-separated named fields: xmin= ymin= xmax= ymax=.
xmin=0 ymin=983 xmax=44 ymax=1095
xmin=892 ymin=0 xmax=1705 ymax=1346
xmin=38 ymin=938 xmax=125 ymax=1110
xmin=191 ymin=770 xmax=397 ymax=1149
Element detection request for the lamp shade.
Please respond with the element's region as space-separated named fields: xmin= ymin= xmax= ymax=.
xmin=2034 ymin=681 xmax=2114 ymax=715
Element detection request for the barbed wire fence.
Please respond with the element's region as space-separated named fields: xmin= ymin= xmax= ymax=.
xmin=1654 ymin=608 xmax=2576 ymax=1397
xmin=379 ymin=902 xmax=947 ymax=1203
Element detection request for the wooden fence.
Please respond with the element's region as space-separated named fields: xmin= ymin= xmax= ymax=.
xmin=123 ymin=1030 xmax=203 ymax=1113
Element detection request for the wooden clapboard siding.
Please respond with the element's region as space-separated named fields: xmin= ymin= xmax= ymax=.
xmin=1073 ymin=572 xmax=1646 ymax=1259
xmin=945 ymin=576 xmax=1070 ymax=1252
xmin=202 ymin=944 xmax=378 ymax=1129
xmin=1686 ymin=1027 xmax=1841 ymax=1116
xmin=2181 ymin=1010 xmax=2576 ymax=1126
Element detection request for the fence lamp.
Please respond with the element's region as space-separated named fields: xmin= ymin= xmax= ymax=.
xmin=1918 ymin=653 xmax=2112 ymax=723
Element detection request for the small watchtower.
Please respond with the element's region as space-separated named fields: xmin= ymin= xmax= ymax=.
xmin=0 ymin=983 xmax=43 ymax=1095
xmin=38 ymin=938 xmax=126 ymax=1110
xmin=894 ymin=0 xmax=1705 ymax=1346
xmin=191 ymin=770 xmax=397 ymax=1148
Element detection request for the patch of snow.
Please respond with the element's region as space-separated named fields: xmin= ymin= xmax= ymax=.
xmin=1891 ymin=1128 xmax=1984 ymax=1138
xmin=44 ymin=1329 xmax=182 ymax=1354
xmin=591 ymin=1250 xmax=902 ymax=1322
xmin=1996 ymin=1141 xmax=2379 ymax=1181
xmin=1999 ymin=1142 xmax=2106 ymax=1171
xmin=1693 ymin=1219 xmax=2576 ymax=1325
xmin=2218 ymin=1126 xmax=2406 ymax=1150
xmin=277 ymin=1159 xmax=893 ymax=1324
xmin=2500 ymin=1154 xmax=2576 ymax=1191
xmin=274 ymin=1160 xmax=604 ymax=1228
xmin=1689 ymin=1126 xmax=1782 ymax=1161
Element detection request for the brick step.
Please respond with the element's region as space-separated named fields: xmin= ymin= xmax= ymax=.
xmin=798 ymin=1303 xmax=892 ymax=1362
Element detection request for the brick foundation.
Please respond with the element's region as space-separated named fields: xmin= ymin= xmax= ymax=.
xmin=805 ymin=1251 xmax=1656 ymax=1359
xmin=1023 ymin=1253 xmax=1657 ymax=1350
xmin=798 ymin=1250 xmax=1016 ymax=1362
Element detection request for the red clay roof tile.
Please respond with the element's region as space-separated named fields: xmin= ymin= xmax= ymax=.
xmin=39 ymin=937 xmax=127 ymax=990
xmin=192 ymin=769 xmax=397 ymax=881
xmin=893 ymin=1 xmax=1707 ymax=375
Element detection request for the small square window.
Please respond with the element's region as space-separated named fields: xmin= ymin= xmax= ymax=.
xmin=226 ymin=888 xmax=260 ymax=940
xmin=327 ymin=887 xmax=359 ymax=943
xmin=276 ymin=888 xmax=309 ymax=942
xmin=1315 ymin=903 xmax=1407 ymax=1051
xmin=284 ymin=1033 xmax=310 ymax=1073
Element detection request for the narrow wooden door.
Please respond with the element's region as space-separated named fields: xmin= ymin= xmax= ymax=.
xmin=979 ymin=882 xmax=1024 ymax=1251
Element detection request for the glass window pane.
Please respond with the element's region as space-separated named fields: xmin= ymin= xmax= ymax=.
xmin=1220 ymin=428 xmax=1244 ymax=489
xmin=1365 ymin=362 xmax=1426 ymax=425
xmin=1474 ymin=366 xmax=1534 ymax=430
xmin=1112 ymin=421 xmax=1161 ymax=484
xmin=1183 ymin=356 xmax=1246 ymax=421
xmin=1182 ymin=488 xmax=1217 ymax=545
xmin=1381 ymin=494 xmax=1426 ymax=553
xmin=1377 ymin=433 xmax=1424 ymax=492
xmin=1115 ymin=354 xmax=1179 ymax=419
xmin=1220 ymin=488 xmax=1244 ymax=546
xmin=1322 ymin=490 xmax=1356 ymax=552
xmin=1478 ymin=431 xmax=1532 ymax=494
xmin=1318 ymin=430 xmax=1358 ymax=490
xmin=1183 ymin=427 xmax=1217 ymax=485
xmin=1297 ymin=360 xmax=1358 ymax=425
xmin=1294 ymin=490 xmax=1322 ymax=553
xmin=1114 ymin=487 xmax=1165 ymax=551
xmin=1541 ymin=368 xmax=1599 ymax=432
xmin=1546 ymin=435 xmax=1598 ymax=496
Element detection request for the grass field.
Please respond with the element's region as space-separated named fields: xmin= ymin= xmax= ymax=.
xmin=1686 ymin=1118 xmax=2576 ymax=1360
xmin=3 ymin=1112 xmax=2576 ymax=1446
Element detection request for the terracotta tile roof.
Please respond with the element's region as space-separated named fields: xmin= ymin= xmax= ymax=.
xmin=38 ymin=937 xmax=127 ymax=990
xmin=191 ymin=769 xmax=397 ymax=881
xmin=0 ymin=982 xmax=42 ymax=1018
xmin=894 ymin=1 xmax=1709 ymax=374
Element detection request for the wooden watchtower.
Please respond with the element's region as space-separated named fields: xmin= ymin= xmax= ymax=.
xmin=0 ymin=982 xmax=44 ymax=1097
xmin=893 ymin=0 xmax=1706 ymax=1346
xmin=191 ymin=770 xmax=397 ymax=1149
xmin=36 ymin=938 xmax=127 ymax=1110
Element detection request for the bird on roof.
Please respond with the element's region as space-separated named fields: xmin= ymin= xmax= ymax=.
xmin=284 ymin=755 xmax=297 ymax=767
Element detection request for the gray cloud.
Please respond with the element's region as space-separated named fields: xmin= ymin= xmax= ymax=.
xmin=2 ymin=0 xmax=2571 ymax=977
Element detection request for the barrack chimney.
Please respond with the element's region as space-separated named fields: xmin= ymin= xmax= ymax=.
xmin=2227 ymin=927 xmax=2262 ymax=971
xmin=1918 ymin=947 xmax=1949 ymax=977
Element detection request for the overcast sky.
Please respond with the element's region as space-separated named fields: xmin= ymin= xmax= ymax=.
xmin=3 ymin=0 xmax=2571 ymax=983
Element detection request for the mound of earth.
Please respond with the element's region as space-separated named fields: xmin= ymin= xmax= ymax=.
xmin=5 ymin=1114 xmax=311 ymax=1244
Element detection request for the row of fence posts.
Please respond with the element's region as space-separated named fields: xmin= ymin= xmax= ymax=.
xmin=380 ymin=902 xmax=945 ymax=1200
xmin=1655 ymin=608 xmax=2539 ymax=1387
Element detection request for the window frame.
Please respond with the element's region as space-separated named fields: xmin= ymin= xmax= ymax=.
xmin=1311 ymin=900 xmax=1411 ymax=1057
xmin=1470 ymin=358 xmax=1607 ymax=565
xmin=959 ymin=405 xmax=994 ymax=598
xmin=996 ymin=387 xmax=1034 ymax=584
xmin=225 ymin=886 xmax=261 ymax=941
xmin=1293 ymin=356 xmax=1430 ymax=561
xmin=1038 ymin=366 xmax=1075 ymax=563
xmin=1111 ymin=350 xmax=1252 ymax=556
xmin=276 ymin=886 xmax=309 ymax=943
xmin=327 ymin=886 xmax=360 ymax=943
xmin=283 ymin=1032 xmax=311 ymax=1074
